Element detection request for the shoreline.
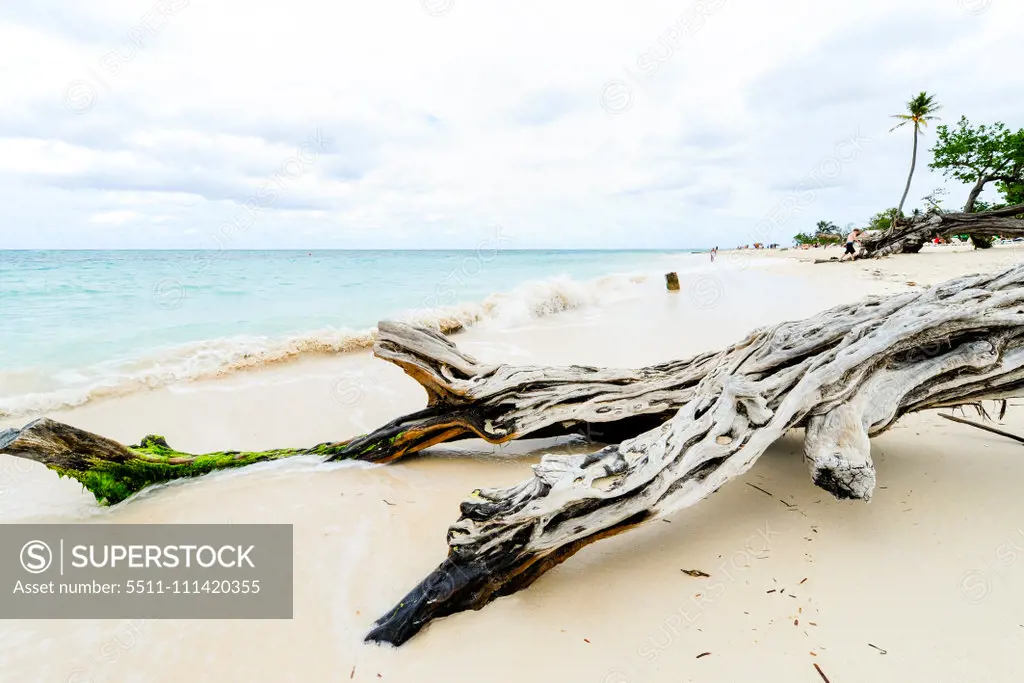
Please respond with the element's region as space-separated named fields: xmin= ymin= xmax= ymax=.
xmin=0 ymin=251 xmax=704 ymax=420
xmin=3 ymin=246 xmax=1024 ymax=681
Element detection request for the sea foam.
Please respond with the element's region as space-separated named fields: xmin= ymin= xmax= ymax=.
xmin=0 ymin=269 xmax=656 ymax=418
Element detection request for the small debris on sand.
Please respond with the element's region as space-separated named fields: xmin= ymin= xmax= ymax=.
xmin=681 ymin=569 xmax=711 ymax=578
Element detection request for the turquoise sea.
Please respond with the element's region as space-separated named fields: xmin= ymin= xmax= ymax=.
xmin=0 ymin=249 xmax=703 ymax=416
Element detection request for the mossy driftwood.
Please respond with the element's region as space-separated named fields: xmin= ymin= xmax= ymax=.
xmin=365 ymin=265 xmax=1024 ymax=645
xmin=0 ymin=420 xmax=352 ymax=505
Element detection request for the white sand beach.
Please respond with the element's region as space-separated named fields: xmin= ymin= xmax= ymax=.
xmin=3 ymin=246 xmax=1024 ymax=682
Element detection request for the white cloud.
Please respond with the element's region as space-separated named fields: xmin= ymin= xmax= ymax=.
xmin=88 ymin=209 xmax=138 ymax=225
xmin=0 ymin=0 xmax=1021 ymax=248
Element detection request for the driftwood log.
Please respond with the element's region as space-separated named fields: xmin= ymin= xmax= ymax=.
xmin=328 ymin=321 xmax=720 ymax=463
xmin=861 ymin=204 xmax=1024 ymax=257
xmin=365 ymin=265 xmax=1024 ymax=645
xmin=0 ymin=322 xmax=725 ymax=503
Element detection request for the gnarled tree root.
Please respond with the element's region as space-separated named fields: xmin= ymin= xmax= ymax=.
xmin=366 ymin=265 xmax=1024 ymax=646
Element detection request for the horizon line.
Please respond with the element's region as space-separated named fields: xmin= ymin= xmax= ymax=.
xmin=0 ymin=247 xmax=708 ymax=252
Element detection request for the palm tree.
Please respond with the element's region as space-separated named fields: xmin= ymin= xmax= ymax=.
xmin=891 ymin=92 xmax=942 ymax=225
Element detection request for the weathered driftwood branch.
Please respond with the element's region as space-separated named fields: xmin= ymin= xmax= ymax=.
xmin=329 ymin=321 xmax=719 ymax=462
xmin=0 ymin=419 xmax=351 ymax=505
xmin=366 ymin=265 xmax=1024 ymax=646
xmin=938 ymin=412 xmax=1024 ymax=445
xmin=0 ymin=323 xmax=723 ymax=503
xmin=861 ymin=204 xmax=1024 ymax=257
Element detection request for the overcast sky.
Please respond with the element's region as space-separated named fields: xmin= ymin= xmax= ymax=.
xmin=1 ymin=0 xmax=1021 ymax=249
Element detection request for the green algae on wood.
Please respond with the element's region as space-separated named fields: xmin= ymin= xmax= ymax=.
xmin=0 ymin=414 xmax=492 ymax=505
xmin=0 ymin=418 xmax=352 ymax=506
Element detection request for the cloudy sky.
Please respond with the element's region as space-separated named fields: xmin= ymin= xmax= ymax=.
xmin=1 ymin=0 xmax=1021 ymax=249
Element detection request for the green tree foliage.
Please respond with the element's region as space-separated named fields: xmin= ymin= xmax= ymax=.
xmin=930 ymin=116 xmax=1024 ymax=212
xmin=997 ymin=180 xmax=1024 ymax=206
xmin=814 ymin=220 xmax=842 ymax=239
xmin=868 ymin=208 xmax=902 ymax=231
xmin=793 ymin=220 xmax=844 ymax=246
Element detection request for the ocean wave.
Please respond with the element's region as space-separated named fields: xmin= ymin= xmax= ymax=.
xmin=0 ymin=269 xmax=658 ymax=418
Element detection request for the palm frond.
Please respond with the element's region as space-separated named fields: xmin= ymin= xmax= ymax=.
xmin=903 ymin=92 xmax=942 ymax=120
xmin=890 ymin=117 xmax=911 ymax=132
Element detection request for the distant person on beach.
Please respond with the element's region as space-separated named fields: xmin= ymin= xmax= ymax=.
xmin=710 ymin=246 xmax=718 ymax=262
xmin=841 ymin=228 xmax=863 ymax=261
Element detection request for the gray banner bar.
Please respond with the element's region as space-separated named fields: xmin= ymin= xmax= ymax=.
xmin=0 ymin=524 xmax=292 ymax=618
